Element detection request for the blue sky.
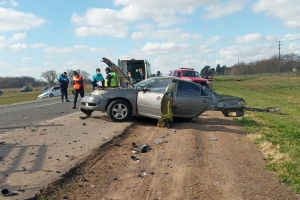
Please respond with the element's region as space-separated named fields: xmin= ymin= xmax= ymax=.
xmin=0 ymin=0 xmax=299 ymax=79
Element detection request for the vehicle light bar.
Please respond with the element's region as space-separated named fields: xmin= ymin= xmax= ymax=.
xmin=179 ymin=67 xmax=194 ymax=70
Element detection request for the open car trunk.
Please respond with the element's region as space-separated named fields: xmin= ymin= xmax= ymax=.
xmin=102 ymin=57 xmax=134 ymax=88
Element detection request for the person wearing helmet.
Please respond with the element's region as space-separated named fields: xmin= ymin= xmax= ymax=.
xmin=91 ymin=68 xmax=104 ymax=90
xmin=105 ymin=67 xmax=119 ymax=87
xmin=157 ymin=82 xmax=177 ymax=128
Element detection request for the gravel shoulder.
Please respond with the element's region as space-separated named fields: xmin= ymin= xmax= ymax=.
xmin=37 ymin=111 xmax=299 ymax=200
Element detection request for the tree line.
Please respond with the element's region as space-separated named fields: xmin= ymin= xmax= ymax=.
xmin=0 ymin=69 xmax=91 ymax=89
xmin=201 ymin=52 xmax=300 ymax=76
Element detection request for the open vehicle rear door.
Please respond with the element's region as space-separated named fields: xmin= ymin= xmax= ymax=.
xmin=101 ymin=57 xmax=134 ymax=88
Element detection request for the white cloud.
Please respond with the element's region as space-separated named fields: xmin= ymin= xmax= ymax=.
xmin=0 ymin=7 xmax=45 ymax=32
xmin=74 ymin=25 xmax=128 ymax=38
xmin=235 ymin=33 xmax=262 ymax=43
xmin=21 ymin=57 xmax=32 ymax=61
xmin=71 ymin=0 xmax=213 ymax=37
xmin=202 ymin=0 xmax=245 ymax=19
xmin=0 ymin=61 xmax=11 ymax=68
xmin=131 ymin=28 xmax=202 ymax=41
xmin=288 ymin=43 xmax=299 ymax=54
xmin=283 ymin=34 xmax=300 ymax=41
xmin=63 ymin=60 xmax=101 ymax=70
xmin=265 ymin=35 xmax=275 ymax=41
xmin=29 ymin=43 xmax=46 ymax=48
xmin=10 ymin=43 xmax=27 ymax=50
xmin=44 ymin=45 xmax=88 ymax=54
xmin=206 ymin=36 xmax=220 ymax=43
xmin=253 ymin=0 xmax=300 ymax=28
xmin=90 ymin=47 xmax=107 ymax=52
xmin=19 ymin=67 xmax=37 ymax=71
xmin=113 ymin=0 xmax=219 ymax=14
xmin=140 ymin=42 xmax=189 ymax=55
xmin=0 ymin=32 xmax=26 ymax=50
xmin=219 ymin=44 xmax=277 ymax=62
xmin=10 ymin=0 xmax=18 ymax=6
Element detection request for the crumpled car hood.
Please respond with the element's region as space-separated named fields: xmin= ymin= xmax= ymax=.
xmin=203 ymin=87 xmax=246 ymax=111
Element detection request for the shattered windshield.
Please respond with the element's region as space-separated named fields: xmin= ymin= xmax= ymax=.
xmin=182 ymin=71 xmax=200 ymax=77
xmin=133 ymin=78 xmax=156 ymax=88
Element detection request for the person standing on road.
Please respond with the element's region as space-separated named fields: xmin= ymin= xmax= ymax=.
xmin=57 ymin=72 xmax=70 ymax=102
xmin=105 ymin=67 xmax=118 ymax=88
xmin=72 ymin=71 xmax=85 ymax=109
xmin=91 ymin=68 xmax=104 ymax=90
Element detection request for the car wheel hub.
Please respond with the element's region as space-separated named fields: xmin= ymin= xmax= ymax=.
xmin=112 ymin=104 xmax=128 ymax=119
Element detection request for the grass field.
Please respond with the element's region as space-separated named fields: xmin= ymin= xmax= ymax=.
xmin=0 ymin=85 xmax=93 ymax=106
xmin=214 ymin=75 xmax=300 ymax=193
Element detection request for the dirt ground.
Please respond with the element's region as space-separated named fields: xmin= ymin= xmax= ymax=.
xmin=41 ymin=111 xmax=299 ymax=200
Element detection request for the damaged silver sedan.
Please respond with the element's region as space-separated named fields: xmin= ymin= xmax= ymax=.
xmin=79 ymin=57 xmax=252 ymax=122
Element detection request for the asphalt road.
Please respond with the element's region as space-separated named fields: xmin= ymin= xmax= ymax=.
xmin=0 ymin=97 xmax=81 ymax=131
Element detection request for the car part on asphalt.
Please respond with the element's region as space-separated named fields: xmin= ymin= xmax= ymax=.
xmin=1 ymin=188 xmax=18 ymax=197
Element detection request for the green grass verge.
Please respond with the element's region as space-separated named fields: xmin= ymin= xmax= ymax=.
xmin=0 ymin=86 xmax=93 ymax=106
xmin=214 ymin=75 xmax=300 ymax=193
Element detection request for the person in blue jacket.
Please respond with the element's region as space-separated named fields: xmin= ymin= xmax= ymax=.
xmin=57 ymin=72 xmax=70 ymax=102
xmin=91 ymin=68 xmax=104 ymax=90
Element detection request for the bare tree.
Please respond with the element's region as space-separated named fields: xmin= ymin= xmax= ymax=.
xmin=66 ymin=69 xmax=91 ymax=83
xmin=41 ymin=70 xmax=57 ymax=85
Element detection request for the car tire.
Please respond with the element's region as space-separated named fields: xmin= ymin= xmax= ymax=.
xmin=107 ymin=100 xmax=132 ymax=122
xmin=50 ymin=94 xmax=54 ymax=98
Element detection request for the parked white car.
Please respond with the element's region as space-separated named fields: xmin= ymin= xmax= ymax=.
xmin=38 ymin=86 xmax=61 ymax=99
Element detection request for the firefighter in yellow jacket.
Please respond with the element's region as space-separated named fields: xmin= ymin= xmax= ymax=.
xmin=157 ymin=82 xmax=177 ymax=128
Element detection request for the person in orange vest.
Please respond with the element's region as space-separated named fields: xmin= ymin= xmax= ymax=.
xmin=72 ymin=71 xmax=85 ymax=109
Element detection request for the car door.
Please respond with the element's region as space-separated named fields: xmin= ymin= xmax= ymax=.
xmin=174 ymin=80 xmax=211 ymax=118
xmin=137 ymin=79 xmax=173 ymax=119
xmin=52 ymin=87 xmax=60 ymax=96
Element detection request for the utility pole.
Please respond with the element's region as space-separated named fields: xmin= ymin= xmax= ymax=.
xmin=278 ymin=41 xmax=281 ymax=75
xmin=238 ymin=58 xmax=240 ymax=76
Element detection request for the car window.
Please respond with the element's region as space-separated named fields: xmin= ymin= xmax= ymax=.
xmin=172 ymin=70 xmax=177 ymax=76
xmin=146 ymin=79 xmax=172 ymax=93
xmin=134 ymin=78 xmax=156 ymax=88
xmin=182 ymin=71 xmax=199 ymax=77
xmin=177 ymin=81 xmax=200 ymax=96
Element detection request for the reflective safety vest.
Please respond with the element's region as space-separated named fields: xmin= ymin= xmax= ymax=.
xmin=73 ymin=76 xmax=85 ymax=89
xmin=105 ymin=72 xmax=118 ymax=87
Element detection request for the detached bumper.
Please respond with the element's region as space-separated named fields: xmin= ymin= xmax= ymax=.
xmin=79 ymin=95 xmax=107 ymax=111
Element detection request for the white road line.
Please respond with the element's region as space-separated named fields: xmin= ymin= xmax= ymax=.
xmin=36 ymin=102 xmax=61 ymax=108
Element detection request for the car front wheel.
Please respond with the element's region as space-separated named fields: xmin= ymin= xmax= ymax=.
xmin=107 ymin=100 xmax=131 ymax=122
xmin=50 ymin=94 xmax=54 ymax=97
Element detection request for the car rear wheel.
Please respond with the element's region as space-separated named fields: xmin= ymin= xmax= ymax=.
xmin=107 ymin=100 xmax=132 ymax=122
xmin=50 ymin=94 xmax=54 ymax=98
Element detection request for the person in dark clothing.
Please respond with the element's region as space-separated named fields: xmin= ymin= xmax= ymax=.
xmin=72 ymin=71 xmax=85 ymax=109
xmin=57 ymin=72 xmax=70 ymax=102
xmin=137 ymin=68 xmax=145 ymax=83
